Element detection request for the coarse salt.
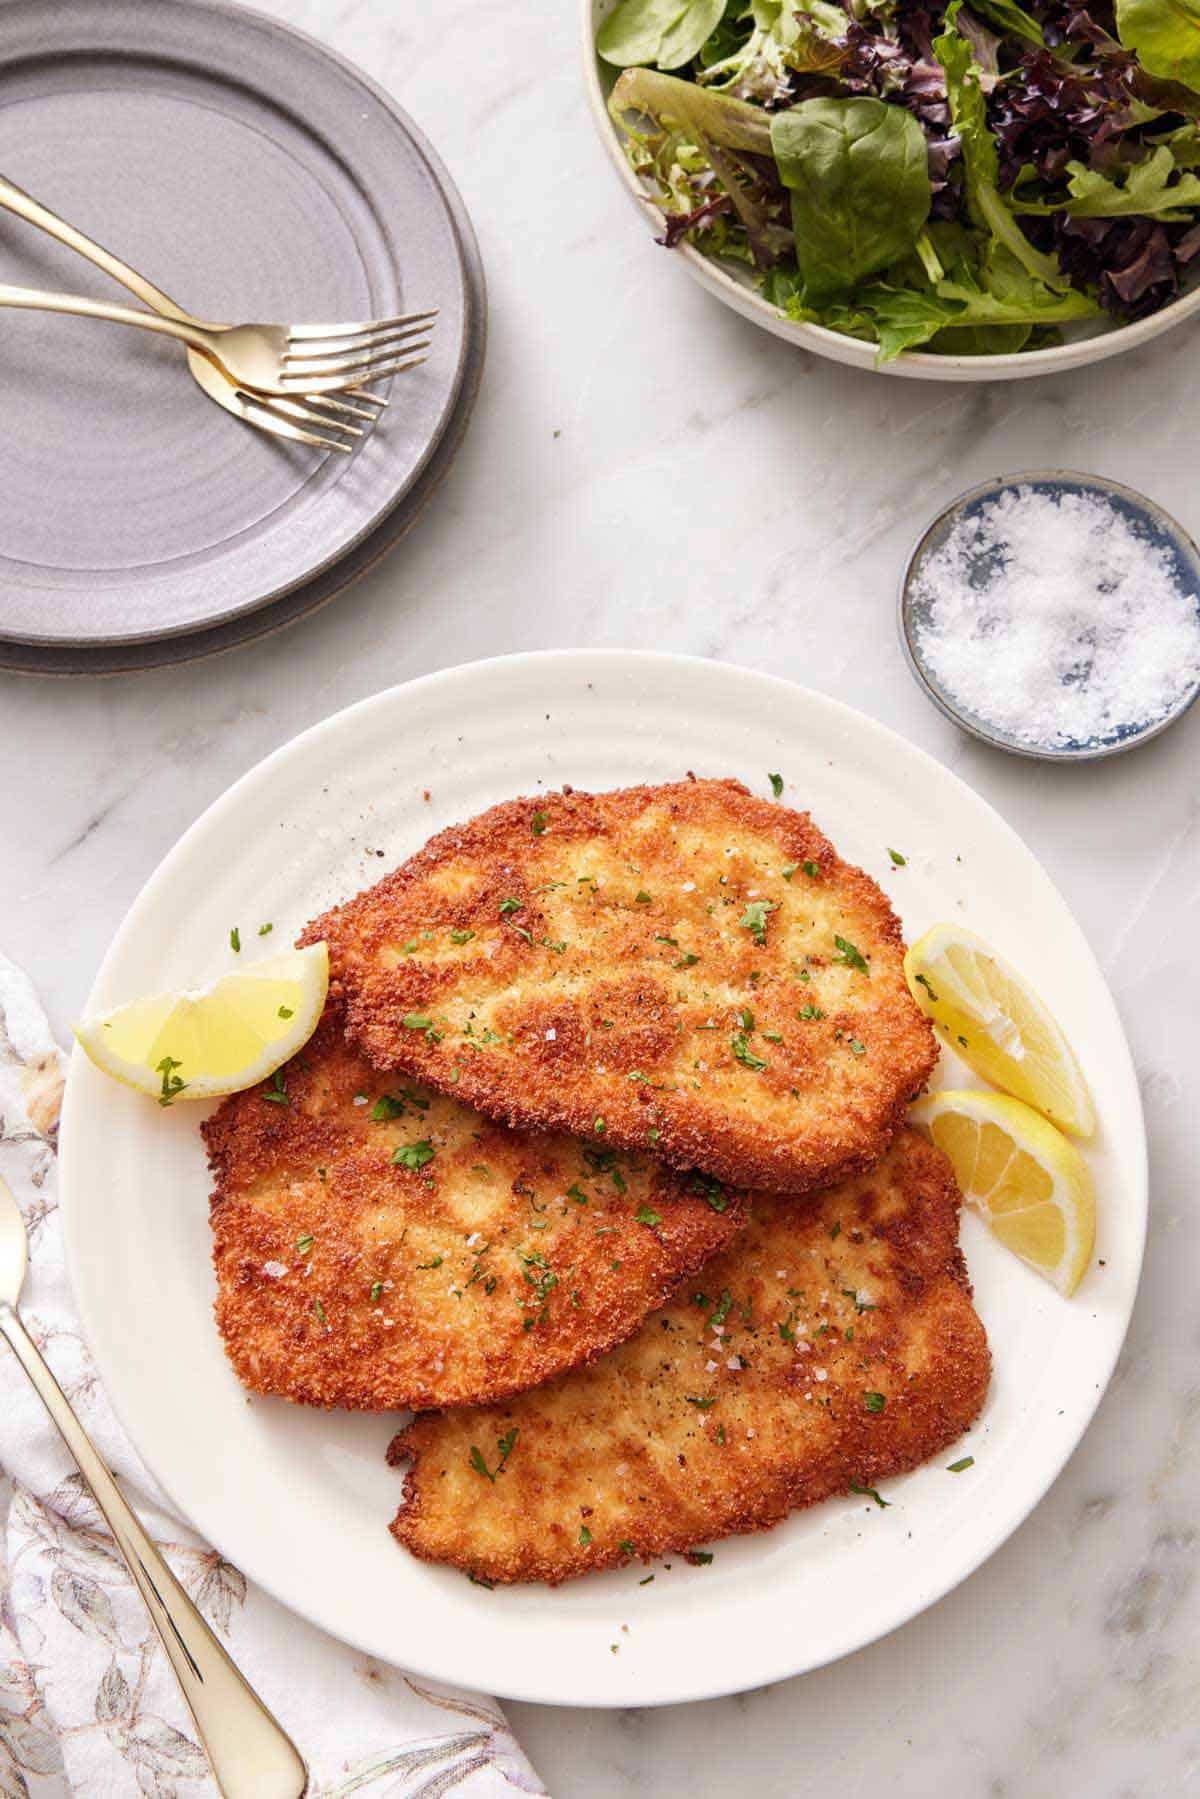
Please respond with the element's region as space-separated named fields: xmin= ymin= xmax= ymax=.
xmin=913 ymin=485 xmax=1200 ymax=748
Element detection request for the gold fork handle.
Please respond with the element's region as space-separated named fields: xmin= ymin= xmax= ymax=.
xmin=0 ymin=173 xmax=204 ymax=326
xmin=0 ymin=282 xmax=217 ymax=352
xmin=0 ymin=1302 xmax=308 ymax=1799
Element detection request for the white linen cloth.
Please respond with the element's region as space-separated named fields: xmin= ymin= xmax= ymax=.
xmin=0 ymin=951 xmax=547 ymax=1799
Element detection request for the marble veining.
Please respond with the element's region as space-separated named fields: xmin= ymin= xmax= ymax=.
xmin=1 ymin=1 xmax=1197 ymax=1792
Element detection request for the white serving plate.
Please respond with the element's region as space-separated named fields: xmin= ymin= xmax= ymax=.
xmin=60 ymin=651 xmax=1146 ymax=1706
xmin=584 ymin=0 xmax=1200 ymax=381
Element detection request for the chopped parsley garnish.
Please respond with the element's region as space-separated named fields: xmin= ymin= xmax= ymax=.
xmin=674 ymin=952 xmax=700 ymax=968
xmin=798 ymin=1003 xmax=824 ymax=1021
xmin=263 ymin=1069 xmax=289 ymax=1107
xmin=849 ymin=1037 xmax=866 ymax=1056
xmin=467 ymin=1570 xmax=494 ymax=1589
xmin=567 ymin=1182 xmax=589 ymax=1205
xmin=888 ymin=848 xmax=907 ymax=866
xmin=402 ymin=1013 xmax=433 ymax=1031
xmin=781 ymin=863 xmax=799 ymax=881
xmin=689 ymin=1550 xmax=714 ymax=1565
xmin=370 ymin=1280 xmax=383 ymax=1304
xmin=296 ymin=1233 xmax=314 ymax=1255
xmin=778 ymin=1313 xmax=797 ymax=1344
xmin=636 ymin=1206 xmax=663 ymax=1228
xmin=762 ymin=1030 xmax=782 ymax=1043
xmin=531 ymin=811 xmax=548 ymax=835
xmin=497 ymin=1427 xmax=519 ymax=1470
xmin=393 ymin=1140 xmax=436 ymax=1171
xmin=618 ymin=1539 xmax=636 ymax=1555
xmin=833 ymin=935 xmax=869 ymax=973
xmin=739 ymin=900 xmax=777 ymax=946
xmin=593 ymin=1117 xmax=606 ymax=1134
xmin=710 ymin=1290 xmax=733 ymax=1330
xmin=371 ymin=1093 xmax=407 ymax=1121
xmin=864 ymin=1391 xmax=886 ymax=1413
xmin=842 ymin=1287 xmax=877 ymax=1313
xmin=829 ymin=1220 xmax=841 ymax=1239
xmin=497 ymin=897 xmax=523 ymax=916
xmin=732 ymin=1032 xmax=768 ymax=1071
xmin=686 ymin=1395 xmax=716 ymax=1409
xmin=768 ymin=772 xmax=784 ymax=799
xmin=155 ymin=1056 xmax=187 ymax=1107
xmin=469 ymin=1445 xmax=495 ymax=1484
xmin=579 ymin=1525 xmax=593 ymax=1546
xmin=802 ymin=860 xmax=820 ymax=879
xmin=639 ymin=1574 xmax=655 ymax=1586
xmin=229 ymin=927 xmax=241 ymax=953
xmin=738 ymin=1008 xmax=755 ymax=1031
xmin=277 ymin=1005 xmax=294 ymax=1019
xmin=450 ymin=928 xmax=476 ymax=945
xmin=914 ymin=972 xmax=939 ymax=1002
xmin=655 ymin=933 xmax=678 ymax=947
xmin=417 ymin=1254 xmax=444 ymax=1270
xmin=947 ymin=1456 xmax=975 ymax=1473
xmin=258 ymin=922 xmax=273 ymax=936
xmin=635 ymin=890 xmax=652 ymax=904
xmin=849 ymin=1479 xmax=890 ymax=1509
xmin=689 ymin=1172 xmax=727 ymax=1212
xmin=312 ymin=1298 xmax=327 ymax=1325
xmin=541 ymin=937 xmax=566 ymax=953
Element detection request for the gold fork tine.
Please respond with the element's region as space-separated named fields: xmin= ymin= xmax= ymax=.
xmin=288 ymin=308 xmax=438 ymax=342
xmin=239 ymin=395 xmax=352 ymax=453
xmin=282 ymin=320 xmax=433 ymax=367
xmin=280 ymin=341 xmax=432 ymax=387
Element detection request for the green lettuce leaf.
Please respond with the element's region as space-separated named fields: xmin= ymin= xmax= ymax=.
xmin=1116 ymin=0 xmax=1200 ymax=97
xmin=967 ymin=0 xmax=1045 ymax=45
xmin=1014 ymin=144 xmax=1200 ymax=218
xmin=768 ymin=97 xmax=931 ymax=302
xmin=598 ymin=0 xmax=727 ymax=70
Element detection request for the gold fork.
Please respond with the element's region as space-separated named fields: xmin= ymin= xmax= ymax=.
xmin=0 ymin=1176 xmax=307 ymax=1798
xmin=0 ymin=173 xmax=431 ymax=446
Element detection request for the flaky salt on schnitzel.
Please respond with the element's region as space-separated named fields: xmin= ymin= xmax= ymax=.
xmin=204 ymin=1004 xmax=745 ymax=1412
xmin=388 ymin=1128 xmax=989 ymax=1583
xmin=303 ymin=778 xmax=936 ymax=1195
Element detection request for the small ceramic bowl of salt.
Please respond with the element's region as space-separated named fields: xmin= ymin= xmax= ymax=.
xmin=900 ymin=471 xmax=1200 ymax=761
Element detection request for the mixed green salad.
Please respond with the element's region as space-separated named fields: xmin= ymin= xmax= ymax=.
xmin=597 ymin=0 xmax=1200 ymax=361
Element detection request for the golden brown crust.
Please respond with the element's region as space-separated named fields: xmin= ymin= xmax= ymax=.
xmin=387 ymin=1129 xmax=990 ymax=1584
xmin=301 ymin=779 xmax=936 ymax=1196
xmin=203 ymin=1005 xmax=745 ymax=1412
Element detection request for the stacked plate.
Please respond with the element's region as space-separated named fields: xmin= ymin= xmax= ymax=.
xmin=0 ymin=0 xmax=485 ymax=676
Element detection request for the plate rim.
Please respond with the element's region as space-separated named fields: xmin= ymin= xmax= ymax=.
xmin=58 ymin=649 xmax=1148 ymax=1706
xmin=0 ymin=0 xmax=470 ymax=647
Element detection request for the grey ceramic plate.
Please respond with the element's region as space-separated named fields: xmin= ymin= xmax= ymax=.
xmin=0 ymin=0 xmax=470 ymax=647
xmin=0 ymin=182 xmax=486 ymax=677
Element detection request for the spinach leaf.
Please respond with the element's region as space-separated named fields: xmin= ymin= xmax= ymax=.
xmin=1116 ymin=0 xmax=1200 ymax=95
xmin=598 ymin=0 xmax=727 ymax=70
xmin=769 ymin=98 xmax=931 ymax=302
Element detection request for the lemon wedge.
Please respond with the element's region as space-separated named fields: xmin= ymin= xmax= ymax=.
xmin=911 ymin=1088 xmax=1095 ymax=1295
xmin=905 ymin=923 xmax=1095 ymax=1137
xmin=75 ymin=943 xmax=328 ymax=1104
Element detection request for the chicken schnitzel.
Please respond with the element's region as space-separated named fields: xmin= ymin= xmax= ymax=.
xmin=203 ymin=1005 xmax=745 ymax=1411
xmin=388 ymin=1128 xmax=989 ymax=1582
xmin=303 ymin=779 xmax=935 ymax=1195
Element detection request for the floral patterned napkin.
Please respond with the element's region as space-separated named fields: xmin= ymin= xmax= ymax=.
xmin=0 ymin=950 xmax=547 ymax=1799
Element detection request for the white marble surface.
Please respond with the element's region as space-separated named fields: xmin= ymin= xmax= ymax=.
xmin=3 ymin=1 xmax=1198 ymax=1793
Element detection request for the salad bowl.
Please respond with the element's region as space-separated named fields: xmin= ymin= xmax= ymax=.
xmin=584 ymin=0 xmax=1200 ymax=382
